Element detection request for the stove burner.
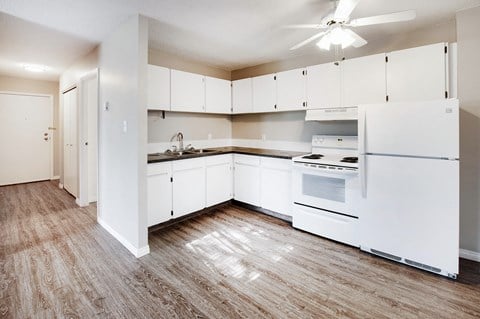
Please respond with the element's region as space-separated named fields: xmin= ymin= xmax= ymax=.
xmin=302 ymin=154 xmax=324 ymax=160
xmin=341 ymin=156 xmax=358 ymax=163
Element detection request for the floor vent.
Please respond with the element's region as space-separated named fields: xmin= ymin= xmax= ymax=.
xmin=405 ymin=259 xmax=441 ymax=273
xmin=371 ymin=249 xmax=402 ymax=262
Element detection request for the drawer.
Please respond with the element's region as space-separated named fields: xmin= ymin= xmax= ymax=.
xmin=205 ymin=154 xmax=232 ymax=166
xmin=292 ymin=204 xmax=359 ymax=247
xmin=172 ymin=157 xmax=205 ymax=171
xmin=234 ymin=154 xmax=260 ymax=166
xmin=147 ymin=162 xmax=172 ymax=176
xmin=261 ymin=157 xmax=292 ymax=171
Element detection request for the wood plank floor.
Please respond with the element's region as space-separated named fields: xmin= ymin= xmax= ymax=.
xmin=1 ymin=181 xmax=480 ymax=318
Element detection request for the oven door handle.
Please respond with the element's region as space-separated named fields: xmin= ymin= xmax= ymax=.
xmin=359 ymin=155 xmax=367 ymax=198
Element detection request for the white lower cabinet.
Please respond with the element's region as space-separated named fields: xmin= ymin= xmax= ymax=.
xmin=260 ymin=158 xmax=292 ymax=216
xmin=147 ymin=163 xmax=173 ymax=227
xmin=233 ymin=154 xmax=261 ymax=206
xmin=206 ymin=154 xmax=233 ymax=206
xmin=148 ymin=153 xmax=294 ymax=227
xmin=172 ymin=158 xmax=206 ymax=218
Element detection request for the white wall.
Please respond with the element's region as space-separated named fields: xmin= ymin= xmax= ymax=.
xmin=97 ymin=14 xmax=149 ymax=257
xmin=456 ymin=6 xmax=480 ymax=257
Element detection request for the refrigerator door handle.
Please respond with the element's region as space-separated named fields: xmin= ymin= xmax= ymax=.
xmin=360 ymin=155 xmax=367 ymax=198
xmin=358 ymin=106 xmax=366 ymax=154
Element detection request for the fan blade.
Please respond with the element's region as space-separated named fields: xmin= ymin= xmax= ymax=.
xmin=344 ymin=29 xmax=367 ymax=48
xmin=282 ymin=24 xmax=327 ymax=29
xmin=289 ymin=31 xmax=327 ymax=50
xmin=350 ymin=10 xmax=416 ymax=27
xmin=334 ymin=0 xmax=360 ymax=21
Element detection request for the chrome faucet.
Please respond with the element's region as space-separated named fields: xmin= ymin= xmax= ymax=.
xmin=170 ymin=132 xmax=184 ymax=151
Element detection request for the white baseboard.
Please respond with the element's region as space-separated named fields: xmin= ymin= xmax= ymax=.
xmin=51 ymin=175 xmax=60 ymax=180
xmin=58 ymin=183 xmax=64 ymax=189
xmin=97 ymin=218 xmax=150 ymax=258
xmin=460 ymin=249 xmax=480 ymax=262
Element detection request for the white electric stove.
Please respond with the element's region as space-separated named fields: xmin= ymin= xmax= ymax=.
xmin=291 ymin=135 xmax=360 ymax=247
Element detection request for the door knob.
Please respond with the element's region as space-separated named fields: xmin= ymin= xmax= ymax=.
xmin=44 ymin=137 xmax=48 ymax=141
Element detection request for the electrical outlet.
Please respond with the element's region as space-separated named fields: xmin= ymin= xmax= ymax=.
xmin=261 ymin=133 xmax=267 ymax=141
xmin=208 ymin=133 xmax=212 ymax=140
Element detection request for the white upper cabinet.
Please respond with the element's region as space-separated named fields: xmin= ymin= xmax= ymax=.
xmin=342 ymin=53 xmax=386 ymax=106
xmin=205 ymin=76 xmax=231 ymax=114
xmin=386 ymin=42 xmax=448 ymax=102
xmin=253 ymin=74 xmax=277 ymax=113
xmin=276 ymin=68 xmax=307 ymax=111
xmin=147 ymin=64 xmax=170 ymax=110
xmin=306 ymin=62 xmax=342 ymax=109
xmin=171 ymin=69 xmax=205 ymax=112
xmin=232 ymin=78 xmax=253 ymax=114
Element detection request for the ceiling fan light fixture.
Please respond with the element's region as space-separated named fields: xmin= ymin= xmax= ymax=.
xmin=330 ymin=26 xmax=354 ymax=46
xmin=316 ymin=33 xmax=331 ymax=50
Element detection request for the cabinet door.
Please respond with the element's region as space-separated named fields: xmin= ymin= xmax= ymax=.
xmin=233 ymin=155 xmax=261 ymax=206
xmin=260 ymin=158 xmax=292 ymax=216
xmin=147 ymin=64 xmax=170 ymax=110
xmin=232 ymin=78 xmax=253 ymax=114
xmin=276 ymin=68 xmax=307 ymax=111
xmin=171 ymin=69 xmax=205 ymax=112
xmin=147 ymin=163 xmax=172 ymax=226
xmin=386 ymin=42 xmax=447 ymax=102
xmin=205 ymin=76 xmax=231 ymax=114
xmin=342 ymin=53 xmax=386 ymax=106
xmin=253 ymin=74 xmax=277 ymax=113
xmin=172 ymin=158 xmax=206 ymax=217
xmin=206 ymin=154 xmax=233 ymax=206
xmin=306 ymin=62 xmax=342 ymax=108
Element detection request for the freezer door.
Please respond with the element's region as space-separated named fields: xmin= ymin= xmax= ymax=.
xmin=358 ymin=99 xmax=459 ymax=159
xmin=359 ymin=155 xmax=459 ymax=275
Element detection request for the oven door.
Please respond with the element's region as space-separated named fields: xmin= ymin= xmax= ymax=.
xmin=292 ymin=165 xmax=359 ymax=217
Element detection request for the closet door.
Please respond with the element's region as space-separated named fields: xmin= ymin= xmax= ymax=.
xmin=63 ymin=88 xmax=78 ymax=197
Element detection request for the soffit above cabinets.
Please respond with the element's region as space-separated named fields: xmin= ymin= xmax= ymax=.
xmin=0 ymin=0 xmax=479 ymax=80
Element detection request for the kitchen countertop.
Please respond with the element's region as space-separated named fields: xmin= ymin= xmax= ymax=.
xmin=147 ymin=146 xmax=307 ymax=164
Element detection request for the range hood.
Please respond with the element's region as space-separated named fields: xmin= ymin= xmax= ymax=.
xmin=305 ymin=107 xmax=358 ymax=121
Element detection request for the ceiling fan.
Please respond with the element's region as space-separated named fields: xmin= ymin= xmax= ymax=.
xmin=288 ymin=0 xmax=416 ymax=51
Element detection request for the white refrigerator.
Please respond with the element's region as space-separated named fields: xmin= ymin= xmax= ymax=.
xmin=358 ymin=99 xmax=459 ymax=278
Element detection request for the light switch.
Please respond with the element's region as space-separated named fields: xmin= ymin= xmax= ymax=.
xmin=123 ymin=120 xmax=128 ymax=133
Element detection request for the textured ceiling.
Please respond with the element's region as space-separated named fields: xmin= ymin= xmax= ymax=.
xmin=1 ymin=0 xmax=479 ymax=80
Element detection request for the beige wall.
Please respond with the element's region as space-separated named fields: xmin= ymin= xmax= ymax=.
xmin=231 ymin=19 xmax=456 ymax=80
xmin=0 ymin=75 xmax=60 ymax=176
xmin=149 ymin=48 xmax=230 ymax=80
xmin=148 ymin=111 xmax=231 ymax=143
xmin=456 ymin=6 xmax=480 ymax=254
xmin=232 ymin=112 xmax=356 ymax=142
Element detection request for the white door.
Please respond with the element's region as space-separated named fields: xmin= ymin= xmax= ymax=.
xmin=172 ymin=158 xmax=206 ymax=217
xmin=147 ymin=163 xmax=173 ymax=226
xmin=205 ymin=76 xmax=231 ymax=114
xmin=171 ymin=70 xmax=205 ymax=112
xmin=359 ymin=99 xmax=459 ymax=158
xmin=276 ymin=68 xmax=307 ymax=111
xmin=342 ymin=53 xmax=386 ymax=106
xmin=147 ymin=64 xmax=170 ymax=110
xmin=306 ymin=62 xmax=342 ymax=109
xmin=206 ymin=155 xmax=233 ymax=206
xmin=233 ymin=155 xmax=261 ymax=206
xmin=232 ymin=78 xmax=253 ymax=114
xmin=0 ymin=93 xmax=52 ymax=185
xmin=359 ymin=155 xmax=459 ymax=274
xmin=260 ymin=158 xmax=292 ymax=216
xmin=252 ymin=74 xmax=276 ymax=113
xmin=63 ymin=88 xmax=78 ymax=197
xmin=86 ymin=77 xmax=98 ymax=202
xmin=386 ymin=42 xmax=447 ymax=102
